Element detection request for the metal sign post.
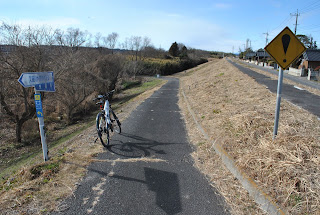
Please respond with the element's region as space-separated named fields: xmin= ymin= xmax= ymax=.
xmin=273 ymin=67 xmax=283 ymax=140
xmin=18 ymin=71 xmax=55 ymax=161
xmin=264 ymin=27 xmax=306 ymax=139
xmin=34 ymin=92 xmax=49 ymax=161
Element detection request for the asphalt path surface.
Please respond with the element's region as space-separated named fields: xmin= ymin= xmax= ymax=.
xmin=238 ymin=60 xmax=320 ymax=91
xmin=53 ymin=78 xmax=229 ymax=215
xmin=228 ymin=59 xmax=320 ymax=119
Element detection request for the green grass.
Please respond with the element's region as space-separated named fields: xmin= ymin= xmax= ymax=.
xmin=125 ymin=78 xmax=164 ymax=95
xmin=213 ymin=109 xmax=221 ymax=114
xmin=197 ymin=142 xmax=205 ymax=146
xmin=121 ymin=80 xmax=141 ymax=90
xmin=137 ymin=79 xmax=163 ymax=91
xmin=217 ymin=72 xmax=224 ymax=76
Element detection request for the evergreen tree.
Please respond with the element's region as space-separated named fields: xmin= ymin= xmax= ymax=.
xmin=179 ymin=45 xmax=188 ymax=59
xmin=169 ymin=42 xmax=179 ymax=57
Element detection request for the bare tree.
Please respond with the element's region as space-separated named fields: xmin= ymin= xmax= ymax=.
xmin=0 ymin=23 xmax=125 ymax=142
xmin=132 ymin=36 xmax=142 ymax=61
xmin=53 ymin=50 xmax=96 ymax=124
xmin=0 ymin=23 xmax=54 ymax=143
xmin=141 ymin=36 xmax=152 ymax=59
xmin=94 ymin=32 xmax=102 ymax=48
xmin=54 ymin=28 xmax=65 ymax=46
xmin=103 ymin=32 xmax=119 ymax=54
xmin=88 ymin=54 xmax=125 ymax=93
xmin=121 ymin=37 xmax=135 ymax=60
xmin=0 ymin=22 xmax=24 ymax=45
xmin=143 ymin=36 xmax=151 ymax=48
xmin=64 ymin=28 xmax=90 ymax=49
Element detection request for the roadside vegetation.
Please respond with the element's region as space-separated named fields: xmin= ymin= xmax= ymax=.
xmin=177 ymin=58 xmax=320 ymax=214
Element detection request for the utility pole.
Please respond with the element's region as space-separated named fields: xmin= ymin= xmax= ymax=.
xmin=263 ymin=32 xmax=269 ymax=46
xmin=263 ymin=32 xmax=269 ymax=66
xmin=291 ymin=9 xmax=300 ymax=35
xmin=243 ymin=44 xmax=245 ymax=59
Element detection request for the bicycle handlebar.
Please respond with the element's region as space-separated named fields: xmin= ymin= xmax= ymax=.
xmin=93 ymin=90 xmax=115 ymax=103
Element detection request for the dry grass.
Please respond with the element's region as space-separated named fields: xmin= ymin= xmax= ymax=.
xmin=0 ymin=80 xmax=166 ymax=214
xmin=176 ymin=59 xmax=320 ymax=214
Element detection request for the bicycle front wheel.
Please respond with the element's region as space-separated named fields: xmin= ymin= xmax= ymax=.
xmin=96 ymin=112 xmax=110 ymax=147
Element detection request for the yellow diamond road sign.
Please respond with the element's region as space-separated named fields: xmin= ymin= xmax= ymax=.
xmin=264 ymin=26 xmax=306 ymax=70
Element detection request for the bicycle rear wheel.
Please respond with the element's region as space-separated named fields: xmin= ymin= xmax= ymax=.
xmin=96 ymin=112 xmax=110 ymax=147
xmin=110 ymin=110 xmax=121 ymax=134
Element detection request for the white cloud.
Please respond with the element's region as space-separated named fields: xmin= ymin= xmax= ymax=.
xmin=166 ymin=14 xmax=183 ymax=18
xmin=130 ymin=14 xmax=235 ymax=51
xmin=16 ymin=17 xmax=81 ymax=29
xmin=214 ymin=3 xmax=232 ymax=9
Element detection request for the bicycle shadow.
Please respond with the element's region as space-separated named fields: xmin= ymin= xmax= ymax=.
xmin=106 ymin=132 xmax=181 ymax=158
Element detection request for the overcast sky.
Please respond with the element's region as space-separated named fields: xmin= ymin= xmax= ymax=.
xmin=1 ymin=0 xmax=320 ymax=53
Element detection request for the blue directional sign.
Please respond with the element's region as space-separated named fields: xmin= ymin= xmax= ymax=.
xmin=34 ymin=82 xmax=55 ymax=92
xmin=18 ymin=72 xmax=55 ymax=92
xmin=34 ymin=94 xmax=44 ymax=118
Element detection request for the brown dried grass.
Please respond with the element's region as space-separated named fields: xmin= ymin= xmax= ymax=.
xmin=177 ymin=58 xmax=320 ymax=214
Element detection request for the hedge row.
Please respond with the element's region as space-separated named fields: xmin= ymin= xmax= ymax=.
xmin=139 ymin=58 xmax=208 ymax=76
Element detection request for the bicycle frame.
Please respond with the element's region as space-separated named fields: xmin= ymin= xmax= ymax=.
xmin=103 ymin=99 xmax=111 ymax=126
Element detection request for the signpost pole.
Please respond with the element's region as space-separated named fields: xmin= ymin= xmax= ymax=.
xmin=265 ymin=26 xmax=306 ymax=139
xmin=18 ymin=71 xmax=55 ymax=161
xmin=34 ymin=89 xmax=49 ymax=161
xmin=273 ymin=67 xmax=284 ymax=140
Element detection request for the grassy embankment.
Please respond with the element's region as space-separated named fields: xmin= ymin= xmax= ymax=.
xmin=177 ymin=58 xmax=320 ymax=215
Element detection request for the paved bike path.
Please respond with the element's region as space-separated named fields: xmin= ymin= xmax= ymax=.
xmin=228 ymin=59 xmax=320 ymax=119
xmin=237 ymin=60 xmax=320 ymax=91
xmin=54 ymin=78 xmax=229 ymax=215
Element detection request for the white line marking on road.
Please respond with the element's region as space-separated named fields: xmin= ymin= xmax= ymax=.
xmin=294 ymin=85 xmax=304 ymax=91
xmin=91 ymin=157 xmax=167 ymax=163
xmin=87 ymin=177 xmax=107 ymax=213
xmin=83 ymin=197 xmax=89 ymax=205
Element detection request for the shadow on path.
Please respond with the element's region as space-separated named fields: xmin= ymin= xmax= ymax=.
xmin=106 ymin=132 xmax=181 ymax=158
xmin=88 ymin=165 xmax=182 ymax=215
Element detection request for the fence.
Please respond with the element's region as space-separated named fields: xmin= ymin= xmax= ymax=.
xmin=308 ymin=68 xmax=320 ymax=81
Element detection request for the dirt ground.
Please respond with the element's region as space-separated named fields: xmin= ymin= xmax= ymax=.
xmin=176 ymin=58 xmax=320 ymax=214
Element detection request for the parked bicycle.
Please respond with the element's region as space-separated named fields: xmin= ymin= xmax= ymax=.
xmin=94 ymin=90 xmax=121 ymax=147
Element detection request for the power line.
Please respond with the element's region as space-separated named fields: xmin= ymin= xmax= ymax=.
xmin=300 ymin=0 xmax=320 ymax=13
xmin=300 ymin=23 xmax=320 ymax=28
xmin=269 ymin=16 xmax=293 ymax=36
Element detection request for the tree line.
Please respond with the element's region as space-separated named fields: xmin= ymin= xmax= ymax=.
xmin=0 ymin=23 xmax=209 ymax=144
